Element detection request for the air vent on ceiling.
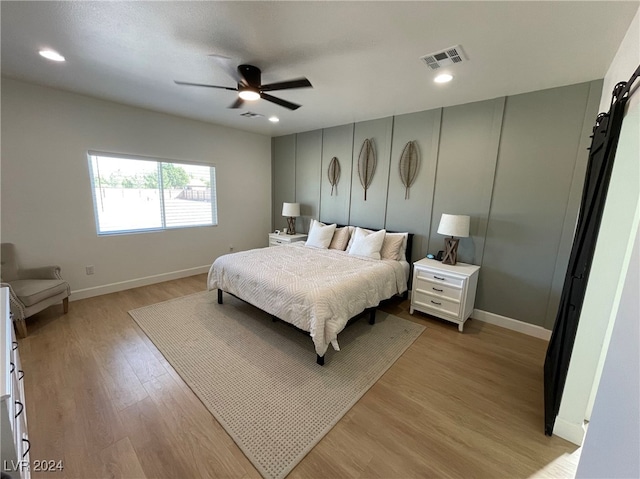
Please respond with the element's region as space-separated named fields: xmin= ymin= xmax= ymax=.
xmin=420 ymin=45 xmax=466 ymax=70
xmin=240 ymin=112 xmax=264 ymax=119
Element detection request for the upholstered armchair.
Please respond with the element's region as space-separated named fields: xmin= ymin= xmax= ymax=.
xmin=0 ymin=243 xmax=70 ymax=337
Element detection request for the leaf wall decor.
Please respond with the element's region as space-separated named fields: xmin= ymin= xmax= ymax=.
xmin=399 ymin=140 xmax=420 ymax=199
xmin=357 ymin=138 xmax=376 ymax=201
xmin=327 ymin=157 xmax=341 ymax=196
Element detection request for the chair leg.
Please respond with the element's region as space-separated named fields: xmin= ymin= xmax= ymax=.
xmin=15 ymin=319 xmax=27 ymax=338
xmin=63 ymin=297 xmax=69 ymax=314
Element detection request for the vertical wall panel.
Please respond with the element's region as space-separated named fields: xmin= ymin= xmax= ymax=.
xmin=319 ymin=124 xmax=354 ymax=225
xmin=295 ymin=130 xmax=323 ymax=233
xmin=385 ymin=109 xmax=441 ymax=261
xmin=349 ymin=117 xmax=393 ymax=229
xmin=428 ymin=98 xmax=504 ymax=265
xmin=272 ymin=134 xmax=296 ymax=232
xmin=478 ymin=83 xmax=593 ymax=326
xmin=543 ymin=80 xmax=603 ymax=330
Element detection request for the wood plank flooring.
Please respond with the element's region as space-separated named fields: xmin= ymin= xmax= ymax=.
xmin=17 ymin=274 xmax=579 ymax=478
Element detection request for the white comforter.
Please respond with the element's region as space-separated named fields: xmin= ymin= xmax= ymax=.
xmin=207 ymin=243 xmax=407 ymax=356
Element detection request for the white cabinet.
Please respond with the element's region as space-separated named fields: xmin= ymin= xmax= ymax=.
xmin=1 ymin=287 xmax=30 ymax=479
xmin=268 ymin=233 xmax=307 ymax=247
xmin=410 ymin=258 xmax=480 ymax=332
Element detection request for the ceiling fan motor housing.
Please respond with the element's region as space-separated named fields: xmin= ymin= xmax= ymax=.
xmin=238 ymin=64 xmax=261 ymax=87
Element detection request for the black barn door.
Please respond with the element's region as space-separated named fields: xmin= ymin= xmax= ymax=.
xmin=544 ymin=67 xmax=639 ymax=436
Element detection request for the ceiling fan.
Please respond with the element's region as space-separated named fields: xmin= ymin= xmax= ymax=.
xmin=175 ymin=61 xmax=312 ymax=111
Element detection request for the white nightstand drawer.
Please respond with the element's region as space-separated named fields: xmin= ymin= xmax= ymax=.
xmin=413 ymin=290 xmax=461 ymax=317
xmin=415 ymin=268 xmax=464 ymax=289
xmin=268 ymin=233 xmax=307 ymax=247
xmin=414 ymin=277 xmax=462 ymax=301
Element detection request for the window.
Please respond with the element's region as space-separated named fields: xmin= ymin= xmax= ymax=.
xmin=88 ymin=152 xmax=217 ymax=235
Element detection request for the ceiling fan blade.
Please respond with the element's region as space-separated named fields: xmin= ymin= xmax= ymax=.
xmin=229 ymin=97 xmax=245 ymax=109
xmin=260 ymin=92 xmax=301 ymax=110
xmin=174 ymin=80 xmax=237 ymax=91
xmin=208 ymin=54 xmax=242 ymax=83
xmin=260 ymin=78 xmax=312 ymax=92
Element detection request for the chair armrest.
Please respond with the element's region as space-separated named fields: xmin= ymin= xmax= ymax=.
xmin=18 ymin=266 xmax=63 ymax=280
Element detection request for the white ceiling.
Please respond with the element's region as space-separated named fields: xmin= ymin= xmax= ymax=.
xmin=1 ymin=1 xmax=637 ymax=136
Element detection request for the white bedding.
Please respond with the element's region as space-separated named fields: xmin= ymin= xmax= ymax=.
xmin=207 ymin=243 xmax=407 ymax=356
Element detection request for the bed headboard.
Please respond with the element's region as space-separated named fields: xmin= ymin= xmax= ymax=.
xmin=337 ymin=225 xmax=414 ymax=263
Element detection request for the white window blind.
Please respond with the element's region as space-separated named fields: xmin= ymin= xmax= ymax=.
xmin=88 ymin=152 xmax=217 ymax=235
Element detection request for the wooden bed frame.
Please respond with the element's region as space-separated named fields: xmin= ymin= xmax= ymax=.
xmin=216 ymin=228 xmax=414 ymax=366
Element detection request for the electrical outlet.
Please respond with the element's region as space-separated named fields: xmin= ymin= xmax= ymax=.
xmin=85 ymin=265 xmax=94 ymax=275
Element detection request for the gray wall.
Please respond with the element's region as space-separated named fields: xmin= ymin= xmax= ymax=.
xmin=1 ymin=78 xmax=272 ymax=296
xmin=272 ymin=135 xmax=296 ymax=232
xmin=319 ymin=124 xmax=354 ymax=225
xmin=272 ymin=80 xmax=602 ymax=328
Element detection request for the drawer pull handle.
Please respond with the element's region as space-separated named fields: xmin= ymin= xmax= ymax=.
xmin=10 ymin=362 xmax=15 ymax=374
xmin=432 ymin=287 xmax=443 ymax=292
xmin=12 ymin=341 xmax=18 ymax=351
xmin=431 ymin=300 xmax=442 ymax=306
xmin=433 ymin=275 xmax=445 ymax=281
xmin=15 ymin=400 xmax=24 ymax=418
xmin=22 ymin=438 xmax=30 ymax=458
xmin=18 ymin=370 xmax=24 ymax=381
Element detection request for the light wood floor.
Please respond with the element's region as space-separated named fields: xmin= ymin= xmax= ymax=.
xmin=18 ymin=274 xmax=579 ymax=479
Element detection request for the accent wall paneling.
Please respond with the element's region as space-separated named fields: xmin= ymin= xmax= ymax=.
xmin=272 ymin=134 xmax=296 ymax=232
xmin=295 ymin=130 xmax=323 ymax=233
xmin=427 ymin=98 xmax=505 ymax=266
xmin=477 ymin=81 xmax=600 ymax=326
xmin=271 ymin=80 xmax=601 ymax=329
xmin=385 ymin=109 xmax=442 ymax=261
xmin=349 ymin=117 xmax=394 ymax=229
xmin=319 ymin=124 xmax=354 ymax=225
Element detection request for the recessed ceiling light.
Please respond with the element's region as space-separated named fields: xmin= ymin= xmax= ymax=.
xmin=238 ymin=90 xmax=260 ymax=101
xmin=39 ymin=49 xmax=65 ymax=62
xmin=269 ymin=116 xmax=280 ymax=123
xmin=434 ymin=73 xmax=453 ymax=84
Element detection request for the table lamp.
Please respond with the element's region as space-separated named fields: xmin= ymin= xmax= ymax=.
xmin=437 ymin=214 xmax=470 ymax=265
xmin=282 ymin=202 xmax=300 ymax=235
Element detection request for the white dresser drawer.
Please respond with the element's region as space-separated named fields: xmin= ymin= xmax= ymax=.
xmin=413 ymin=277 xmax=462 ymax=301
xmin=412 ymin=290 xmax=461 ymax=317
xmin=270 ymin=238 xmax=288 ymax=246
xmin=268 ymin=233 xmax=307 ymax=247
xmin=415 ymin=268 xmax=464 ymax=289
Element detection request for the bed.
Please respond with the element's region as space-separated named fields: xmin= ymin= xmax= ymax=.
xmin=208 ymin=225 xmax=413 ymax=364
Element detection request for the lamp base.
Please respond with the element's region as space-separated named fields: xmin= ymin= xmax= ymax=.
xmin=286 ymin=217 xmax=296 ymax=235
xmin=442 ymin=237 xmax=459 ymax=265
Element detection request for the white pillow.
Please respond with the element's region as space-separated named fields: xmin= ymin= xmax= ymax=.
xmin=346 ymin=226 xmax=371 ymax=251
xmin=305 ymin=219 xmax=337 ymax=249
xmin=348 ymin=228 xmax=386 ymax=260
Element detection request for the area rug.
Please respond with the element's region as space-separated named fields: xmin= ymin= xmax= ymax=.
xmin=129 ymin=291 xmax=424 ymax=479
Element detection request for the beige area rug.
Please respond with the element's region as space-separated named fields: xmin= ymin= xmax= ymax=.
xmin=129 ymin=291 xmax=425 ymax=479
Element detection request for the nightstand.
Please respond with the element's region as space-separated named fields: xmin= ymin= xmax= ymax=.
xmin=268 ymin=233 xmax=307 ymax=247
xmin=410 ymin=258 xmax=480 ymax=332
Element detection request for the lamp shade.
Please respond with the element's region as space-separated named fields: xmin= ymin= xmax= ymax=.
xmin=437 ymin=214 xmax=470 ymax=238
xmin=282 ymin=202 xmax=300 ymax=217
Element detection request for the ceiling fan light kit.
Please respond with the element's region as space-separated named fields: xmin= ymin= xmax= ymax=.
xmin=175 ymin=62 xmax=312 ymax=111
xmin=238 ymin=89 xmax=260 ymax=101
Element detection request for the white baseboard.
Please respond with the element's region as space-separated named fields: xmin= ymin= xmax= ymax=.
xmin=472 ymin=309 xmax=552 ymax=341
xmin=553 ymin=417 xmax=587 ymax=446
xmin=70 ymin=265 xmax=210 ymax=301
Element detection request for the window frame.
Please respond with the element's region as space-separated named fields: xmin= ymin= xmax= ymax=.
xmin=87 ymin=150 xmax=218 ymax=236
